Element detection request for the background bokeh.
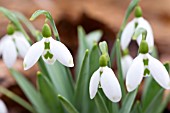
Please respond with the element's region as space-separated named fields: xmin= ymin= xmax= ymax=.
xmin=0 ymin=0 xmax=170 ymax=112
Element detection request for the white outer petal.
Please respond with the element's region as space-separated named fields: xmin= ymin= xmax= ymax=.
xmin=148 ymin=54 xmax=170 ymax=89
xmin=100 ymin=66 xmax=122 ymax=102
xmin=121 ymin=19 xmax=135 ymax=50
xmin=23 ymin=40 xmax=44 ymax=70
xmin=50 ymin=38 xmax=74 ymax=67
xmin=0 ymin=35 xmax=11 ymax=55
xmin=136 ymin=17 xmax=154 ymax=52
xmin=14 ymin=33 xmax=30 ymax=58
xmin=126 ymin=54 xmax=145 ymax=92
xmin=121 ymin=55 xmax=133 ymax=79
xmin=0 ymin=100 xmax=8 ymax=113
xmin=2 ymin=38 xmax=17 ymax=68
xmin=89 ymin=68 xmax=100 ymax=99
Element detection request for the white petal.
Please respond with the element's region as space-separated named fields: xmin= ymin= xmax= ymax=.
xmin=0 ymin=100 xmax=8 ymax=113
xmin=23 ymin=40 xmax=44 ymax=70
xmin=0 ymin=35 xmax=11 ymax=55
xmin=14 ymin=33 xmax=30 ymax=58
xmin=126 ymin=54 xmax=144 ymax=92
xmin=136 ymin=17 xmax=154 ymax=52
xmin=121 ymin=55 xmax=133 ymax=79
xmin=89 ymin=68 xmax=100 ymax=99
xmin=50 ymin=38 xmax=74 ymax=67
xmin=100 ymin=66 xmax=122 ymax=102
xmin=121 ymin=19 xmax=135 ymax=50
xmin=2 ymin=38 xmax=17 ymax=68
xmin=148 ymin=54 xmax=170 ymax=89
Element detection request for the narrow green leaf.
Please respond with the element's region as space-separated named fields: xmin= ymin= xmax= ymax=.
xmin=116 ymin=39 xmax=126 ymax=97
xmin=74 ymin=50 xmax=89 ymax=113
xmin=120 ymin=89 xmax=137 ymax=113
xmin=30 ymin=10 xmax=60 ymax=41
xmin=58 ymin=95 xmax=79 ymax=113
xmin=76 ymin=26 xmax=88 ymax=76
xmin=142 ymin=77 xmax=162 ymax=111
xmin=143 ymin=89 xmax=164 ymax=113
xmin=94 ymin=92 xmax=109 ymax=113
xmin=44 ymin=61 xmax=74 ymax=103
xmin=0 ymin=86 xmax=36 ymax=113
xmin=37 ymin=72 xmax=64 ymax=113
xmin=10 ymin=69 xmax=49 ymax=113
xmin=131 ymin=101 xmax=142 ymax=113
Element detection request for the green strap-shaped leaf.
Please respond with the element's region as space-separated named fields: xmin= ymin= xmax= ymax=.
xmin=37 ymin=72 xmax=64 ymax=113
xmin=74 ymin=50 xmax=89 ymax=113
xmin=94 ymin=92 xmax=109 ymax=113
xmin=131 ymin=101 xmax=142 ymax=113
xmin=0 ymin=86 xmax=36 ymax=113
xmin=142 ymin=77 xmax=162 ymax=111
xmin=116 ymin=39 xmax=126 ymax=97
xmin=120 ymin=89 xmax=137 ymax=113
xmin=10 ymin=69 xmax=49 ymax=113
xmin=44 ymin=61 xmax=74 ymax=103
xmin=30 ymin=10 xmax=60 ymax=41
xmin=143 ymin=89 xmax=163 ymax=113
xmin=58 ymin=95 xmax=79 ymax=113
xmin=76 ymin=26 xmax=88 ymax=76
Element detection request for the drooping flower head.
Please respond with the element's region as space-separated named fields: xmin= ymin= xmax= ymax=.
xmin=89 ymin=54 xmax=122 ymax=102
xmin=0 ymin=99 xmax=8 ymax=113
xmin=126 ymin=32 xmax=170 ymax=92
xmin=23 ymin=23 xmax=74 ymax=70
xmin=0 ymin=24 xmax=30 ymax=68
xmin=121 ymin=6 xmax=154 ymax=52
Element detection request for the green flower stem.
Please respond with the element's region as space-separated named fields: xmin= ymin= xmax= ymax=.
xmin=0 ymin=7 xmax=32 ymax=44
xmin=132 ymin=27 xmax=147 ymax=40
xmin=14 ymin=11 xmax=38 ymax=39
xmin=110 ymin=0 xmax=140 ymax=63
xmin=0 ymin=86 xmax=36 ymax=113
xmin=30 ymin=10 xmax=60 ymax=41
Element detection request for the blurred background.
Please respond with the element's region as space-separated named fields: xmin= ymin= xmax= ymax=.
xmin=0 ymin=0 xmax=170 ymax=112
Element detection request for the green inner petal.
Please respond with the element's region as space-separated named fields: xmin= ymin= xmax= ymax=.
xmin=44 ymin=42 xmax=50 ymax=49
xmin=144 ymin=68 xmax=150 ymax=76
xmin=143 ymin=59 xmax=149 ymax=66
xmin=44 ymin=51 xmax=53 ymax=59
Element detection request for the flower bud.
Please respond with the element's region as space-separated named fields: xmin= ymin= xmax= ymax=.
xmin=42 ymin=23 xmax=51 ymax=38
xmin=7 ymin=24 xmax=15 ymax=35
xmin=139 ymin=40 xmax=149 ymax=54
xmin=99 ymin=55 xmax=107 ymax=67
xmin=134 ymin=6 xmax=142 ymax=18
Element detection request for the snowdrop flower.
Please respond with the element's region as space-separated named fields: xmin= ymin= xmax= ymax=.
xmin=0 ymin=24 xmax=30 ymax=68
xmin=121 ymin=50 xmax=133 ymax=79
xmin=23 ymin=24 xmax=74 ymax=70
xmin=89 ymin=55 xmax=122 ymax=102
xmin=0 ymin=99 xmax=8 ymax=113
xmin=126 ymin=40 xmax=170 ymax=92
xmin=121 ymin=6 xmax=154 ymax=52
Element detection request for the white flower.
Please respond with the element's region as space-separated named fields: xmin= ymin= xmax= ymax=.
xmin=121 ymin=55 xmax=133 ymax=79
xmin=126 ymin=53 xmax=170 ymax=92
xmin=121 ymin=17 xmax=154 ymax=52
xmin=89 ymin=66 xmax=122 ymax=102
xmin=0 ymin=31 xmax=30 ymax=68
xmin=23 ymin=37 xmax=74 ymax=70
xmin=0 ymin=99 xmax=8 ymax=113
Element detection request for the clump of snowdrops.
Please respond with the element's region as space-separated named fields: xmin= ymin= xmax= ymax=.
xmin=0 ymin=0 xmax=170 ymax=113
